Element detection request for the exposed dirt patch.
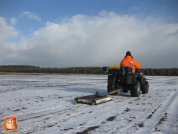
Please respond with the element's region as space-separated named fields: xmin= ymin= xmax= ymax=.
xmin=106 ymin=116 xmax=116 ymax=121
xmin=14 ymin=109 xmax=20 ymax=111
xmin=129 ymin=116 xmax=136 ymax=119
xmin=47 ymin=124 xmax=55 ymax=128
xmin=147 ymin=114 xmax=152 ymax=119
xmin=125 ymin=108 xmax=130 ymax=112
xmin=158 ymin=113 xmax=168 ymax=125
xmin=122 ymin=108 xmax=130 ymax=114
xmin=79 ymin=123 xmax=84 ymax=126
xmin=64 ymin=127 xmax=73 ymax=131
xmin=138 ymin=123 xmax=144 ymax=128
xmin=77 ymin=126 xmax=99 ymax=134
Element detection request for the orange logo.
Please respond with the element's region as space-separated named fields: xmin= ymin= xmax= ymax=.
xmin=1 ymin=116 xmax=19 ymax=133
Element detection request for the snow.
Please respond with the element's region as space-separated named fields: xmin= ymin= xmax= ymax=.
xmin=0 ymin=74 xmax=178 ymax=134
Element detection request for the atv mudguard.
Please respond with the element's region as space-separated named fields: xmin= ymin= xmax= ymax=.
xmin=108 ymin=74 xmax=116 ymax=83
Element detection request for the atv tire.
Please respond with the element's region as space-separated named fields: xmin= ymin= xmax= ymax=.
xmin=130 ymin=80 xmax=141 ymax=97
xmin=107 ymin=83 xmax=118 ymax=95
xmin=123 ymin=86 xmax=129 ymax=93
xmin=142 ymin=81 xmax=149 ymax=94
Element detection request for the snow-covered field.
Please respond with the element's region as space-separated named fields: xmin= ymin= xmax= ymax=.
xmin=0 ymin=74 xmax=177 ymax=134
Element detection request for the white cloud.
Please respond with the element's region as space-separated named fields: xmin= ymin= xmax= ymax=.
xmin=11 ymin=18 xmax=16 ymax=25
xmin=20 ymin=11 xmax=41 ymax=22
xmin=0 ymin=17 xmax=18 ymax=43
xmin=0 ymin=12 xmax=178 ymax=68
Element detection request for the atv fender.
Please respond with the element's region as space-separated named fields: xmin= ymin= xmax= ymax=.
xmin=108 ymin=74 xmax=116 ymax=83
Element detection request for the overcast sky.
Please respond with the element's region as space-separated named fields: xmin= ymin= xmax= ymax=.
xmin=0 ymin=0 xmax=178 ymax=68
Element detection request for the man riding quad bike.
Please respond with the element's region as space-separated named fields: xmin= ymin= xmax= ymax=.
xmin=103 ymin=51 xmax=149 ymax=97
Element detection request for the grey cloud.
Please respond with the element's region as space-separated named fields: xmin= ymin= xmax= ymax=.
xmin=0 ymin=12 xmax=178 ymax=68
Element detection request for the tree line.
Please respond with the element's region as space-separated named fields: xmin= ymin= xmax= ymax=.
xmin=0 ymin=65 xmax=103 ymax=74
xmin=0 ymin=65 xmax=178 ymax=76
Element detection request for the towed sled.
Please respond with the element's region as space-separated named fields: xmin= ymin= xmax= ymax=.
xmin=74 ymin=92 xmax=112 ymax=105
xmin=74 ymin=87 xmax=122 ymax=105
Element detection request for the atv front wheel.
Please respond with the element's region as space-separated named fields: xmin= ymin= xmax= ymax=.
xmin=130 ymin=80 xmax=141 ymax=97
xmin=142 ymin=81 xmax=149 ymax=94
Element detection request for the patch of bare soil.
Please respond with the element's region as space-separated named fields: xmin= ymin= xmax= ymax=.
xmin=77 ymin=126 xmax=99 ymax=134
xmin=138 ymin=123 xmax=144 ymax=128
xmin=106 ymin=116 xmax=116 ymax=121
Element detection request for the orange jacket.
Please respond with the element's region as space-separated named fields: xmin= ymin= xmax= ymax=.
xmin=120 ymin=55 xmax=142 ymax=72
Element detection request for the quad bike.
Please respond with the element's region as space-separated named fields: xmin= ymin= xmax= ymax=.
xmin=103 ymin=66 xmax=149 ymax=97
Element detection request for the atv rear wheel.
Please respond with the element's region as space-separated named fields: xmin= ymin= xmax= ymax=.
xmin=130 ymin=80 xmax=141 ymax=97
xmin=142 ymin=81 xmax=149 ymax=94
xmin=107 ymin=83 xmax=118 ymax=95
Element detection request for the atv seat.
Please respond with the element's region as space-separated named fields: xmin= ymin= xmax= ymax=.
xmin=120 ymin=66 xmax=133 ymax=75
xmin=118 ymin=67 xmax=137 ymax=84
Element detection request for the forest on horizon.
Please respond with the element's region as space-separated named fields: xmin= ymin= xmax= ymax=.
xmin=0 ymin=65 xmax=178 ymax=76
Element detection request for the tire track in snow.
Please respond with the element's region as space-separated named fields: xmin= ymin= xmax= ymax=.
xmin=66 ymin=96 xmax=146 ymax=134
xmin=136 ymin=90 xmax=178 ymax=134
xmin=18 ymin=104 xmax=88 ymax=134
xmin=90 ymin=89 xmax=177 ymax=134
xmin=19 ymin=98 xmax=115 ymax=133
xmin=43 ymin=97 xmax=130 ymax=134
